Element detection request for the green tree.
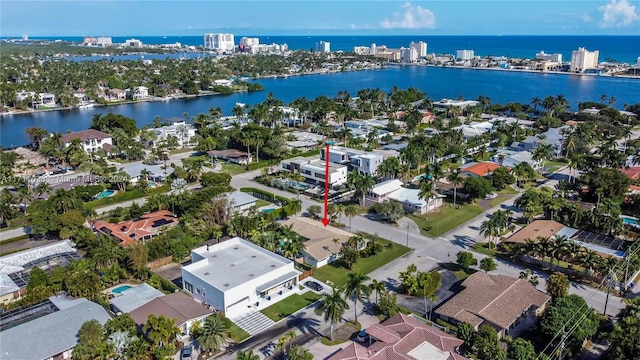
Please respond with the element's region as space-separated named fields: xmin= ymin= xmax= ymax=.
xmin=288 ymin=345 xmax=313 ymax=360
xmin=276 ymin=330 xmax=297 ymax=357
xmin=456 ymin=251 xmax=477 ymax=270
xmin=457 ymin=322 xmax=475 ymax=344
xmin=339 ymin=246 xmax=360 ymax=270
xmin=197 ymin=314 xmax=229 ymax=353
xmin=447 ymin=169 xmax=464 ymax=208
xmin=472 ymin=325 xmax=505 ymax=360
xmin=507 ymin=338 xmax=537 ymax=360
xmin=369 ymin=279 xmax=386 ymax=304
xmin=344 ymin=204 xmax=359 ymax=230
xmin=539 ymin=295 xmax=599 ymax=356
xmin=236 ymin=349 xmax=260 ymax=360
xmin=307 ymin=205 xmax=322 ymax=219
xmin=143 ymin=314 xmax=180 ymax=350
xmin=105 ymin=314 xmax=137 ymax=336
xmin=463 ymin=176 xmax=493 ymax=200
xmin=490 ymin=166 xmax=515 ymax=190
xmin=73 ymin=319 xmax=109 ymax=360
xmin=608 ymin=298 xmax=640 ymax=360
xmin=377 ymin=289 xmax=399 ymax=318
xmin=344 ymin=271 xmax=371 ymax=324
xmin=480 ymin=257 xmax=498 ymax=272
xmin=315 ymin=288 xmax=348 ymax=341
xmin=546 ymin=272 xmax=570 ymax=299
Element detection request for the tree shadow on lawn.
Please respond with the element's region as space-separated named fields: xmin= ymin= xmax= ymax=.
xmin=285 ymin=311 xmax=321 ymax=336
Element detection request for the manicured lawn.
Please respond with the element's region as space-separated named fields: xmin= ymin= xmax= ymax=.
xmin=487 ymin=188 xmax=519 ymax=207
xmin=408 ymin=201 xmax=485 ymax=238
xmin=260 ymin=291 xmax=321 ymax=322
xmin=471 ymin=243 xmax=498 ymax=256
xmin=226 ymin=321 xmax=250 ymax=342
xmin=320 ymin=321 xmax=361 ymax=345
xmin=220 ymin=163 xmax=246 ymax=175
xmin=312 ymin=238 xmax=411 ymax=288
xmin=255 ymin=199 xmax=270 ymax=208
xmin=544 ymin=160 xmax=567 ymax=172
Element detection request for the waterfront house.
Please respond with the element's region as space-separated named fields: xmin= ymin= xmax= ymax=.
xmin=435 ymin=272 xmax=551 ymax=338
xmin=38 ymin=93 xmax=57 ymax=107
xmin=133 ymin=86 xmax=149 ymax=99
xmin=59 ymin=129 xmax=114 ymax=154
xmin=93 ymin=210 xmax=179 ymax=247
xmin=181 ymin=237 xmax=301 ymax=319
xmin=151 ymin=120 xmax=196 ymax=147
xmin=328 ymin=313 xmax=469 ymax=360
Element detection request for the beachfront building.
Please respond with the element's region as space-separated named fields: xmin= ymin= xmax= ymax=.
xmin=321 ymin=146 xmax=385 ymax=176
xmin=59 ymin=129 xmax=114 ymax=154
xmin=204 ymin=33 xmax=235 ymax=51
xmin=435 ymin=272 xmax=551 ymax=338
xmin=181 ymin=237 xmax=301 ymax=318
xmin=280 ymin=157 xmax=348 ymax=187
xmin=570 ymin=47 xmax=599 ymax=73
xmin=93 ymin=210 xmax=179 ymax=247
xmin=535 ymin=51 xmax=563 ymax=62
xmin=410 ymin=41 xmax=427 ymax=57
xmin=433 ymin=98 xmax=480 ymax=112
xmin=316 ymin=41 xmax=331 ymax=53
xmin=239 ymin=37 xmax=259 ymax=47
xmin=401 ymin=47 xmax=418 ymax=63
xmin=456 ymin=49 xmax=475 ymax=60
xmin=124 ymin=38 xmax=143 ymax=47
xmin=1 ymin=298 xmax=112 ymax=360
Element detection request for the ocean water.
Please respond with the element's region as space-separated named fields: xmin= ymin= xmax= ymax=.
xmin=9 ymin=35 xmax=640 ymax=63
xmin=2 ymin=65 xmax=639 ymax=148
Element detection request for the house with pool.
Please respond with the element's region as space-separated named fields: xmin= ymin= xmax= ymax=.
xmin=181 ymin=237 xmax=301 ymax=320
xmin=93 ymin=210 xmax=179 ymax=247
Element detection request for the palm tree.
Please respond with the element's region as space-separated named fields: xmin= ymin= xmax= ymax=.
xmin=344 ymin=272 xmax=371 ymax=324
xmin=289 ymin=198 xmax=302 ymax=217
xmin=315 ymin=288 xmax=348 ymax=341
xmin=344 ymin=204 xmax=359 ymax=230
xmin=198 ymin=315 xmax=228 ymax=354
xmin=347 ymin=171 xmax=375 ymax=207
xmin=369 ymin=279 xmax=386 ymax=304
xmin=533 ymin=143 xmax=553 ymax=172
xmin=236 ymin=349 xmax=259 ymax=360
xmin=479 ymin=219 xmax=498 ymax=249
xmin=512 ymin=162 xmax=530 ymax=188
xmin=418 ymin=180 xmax=434 ymax=217
xmin=577 ymin=249 xmax=599 ymax=275
xmin=447 ymin=169 xmax=463 ymax=208
xmin=143 ymin=315 xmax=180 ymax=350
xmin=283 ymin=237 xmax=304 ymax=261
xmin=276 ymin=330 xmax=297 ymax=357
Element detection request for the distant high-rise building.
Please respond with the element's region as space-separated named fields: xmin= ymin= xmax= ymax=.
xmin=410 ymin=41 xmax=427 ymax=58
xmin=22 ymin=34 xmax=28 ymax=41
xmin=316 ymin=41 xmax=330 ymax=53
xmin=456 ymin=49 xmax=474 ymax=60
xmin=96 ymin=37 xmax=112 ymax=46
xmin=535 ymin=51 xmax=562 ymax=63
xmin=570 ymin=47 xmax=599 ymax=72
xmin=637 ymin=56 xmax=640 ymax=66
xmin=371 ymin=43 xmax=377 ymax=55
xmin=124 ymin=38 xmax=143 ymax=47
xmin=204 ymin=33 xmax=235 ymax=51
xmin=401 ymin=47 xmax=418 ymax=63
xmin=240 ymin=37 xmax=259 ymax=46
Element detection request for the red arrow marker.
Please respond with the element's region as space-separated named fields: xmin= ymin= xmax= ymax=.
xmin=322 ymin=144 xmax=330 ymax=227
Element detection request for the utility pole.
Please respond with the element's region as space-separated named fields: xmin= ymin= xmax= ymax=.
xmin=604 ymin=274 xmax=612 ymax=316
xmin=406 ymin=222 xmax=410 ymax=247
xmin=559 ymin=325 xmax=566 ymax=360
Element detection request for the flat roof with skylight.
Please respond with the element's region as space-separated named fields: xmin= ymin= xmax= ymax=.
xmin=184 ymin=237 xmax=292 ymax=291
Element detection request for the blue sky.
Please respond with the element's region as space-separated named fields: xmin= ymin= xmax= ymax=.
xmin=2 ymin=0 xmax=639 ymax=36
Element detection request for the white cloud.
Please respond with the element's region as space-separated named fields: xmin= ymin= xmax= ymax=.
xmin=598 ymin=0 xmax=639 ymax=28
xmin=380 ymin=2 xmax=436 ymax=29
xmin=581 ymin=14 xmax=593 ymax=22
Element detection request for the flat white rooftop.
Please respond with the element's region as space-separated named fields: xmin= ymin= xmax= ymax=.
xmin=183 ymin=237 xmax=293 ymax=291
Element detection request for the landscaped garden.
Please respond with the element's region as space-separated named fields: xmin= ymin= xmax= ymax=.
xmin=312 ymin=237 xmax=411 ymax=288
xmin=408 ymin=200 xmax=485 ymax=238
xmin=260 ymin=291 xmax=322 ymax=322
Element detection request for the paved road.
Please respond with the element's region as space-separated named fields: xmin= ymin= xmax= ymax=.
xmin=0 ymin=227 xmax=28 ymax=241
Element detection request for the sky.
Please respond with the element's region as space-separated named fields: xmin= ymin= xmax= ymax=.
xmin=1 ymin=0 xmax=639 ymax=36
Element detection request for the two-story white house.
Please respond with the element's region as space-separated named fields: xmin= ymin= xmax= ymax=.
xmin=59 ymin=129 xmax=114 ymax=154
xmin=321 ymin=146 xmax=384 ymax=176
xmin=151 ymin=121 xmax=196 ymax=147
xmin=181 ymin=238 xmax=301 ymax=319
xmin=133 ymin=86 xmax=149 ymax=99
xmin=280 ymin=157 xmax=348 ymax=188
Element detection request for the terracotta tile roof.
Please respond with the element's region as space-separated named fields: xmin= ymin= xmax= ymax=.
xmin=59 ymin=129 xmax=111 ymax=144
xmin=435 ymin=272 xmax=550 ymax=331
xmin=327 ymin=313 xmax=468 ymax=360
xmin=94 ymin=210 xmax=178 ymax=247
xmin=506 ymin=219 xmax=565 ymax=244
xmin=459 ymin=162 xmax=502 ymax=177
xmin=620 ymin=167 xmax=640 ymax=180
xmin=129 ymin=292 xmax=212 ymax=327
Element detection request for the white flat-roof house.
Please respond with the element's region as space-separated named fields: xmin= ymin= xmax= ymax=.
xmin=223 ymin=191 xmax=259 ymax=213
xmin=365 ymin=179 xmax=443 ymax=215
xmin=281 ymin=157 xmax=348 ymax=188
xmin=321 ymin=146 xmax=384 ymax=176
xmin=152 ymin=121 xmax=196 ymax=147
xmin=133 ymin=86 xmax=149 ymax=99
xmin=181 ymin=238 xmax=301 ymax=319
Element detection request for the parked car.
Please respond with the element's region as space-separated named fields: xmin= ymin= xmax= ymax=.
xmin=305 ymin=281 xmax=323 ymax=291
xmin=181 ymin=345 xmax=192 ymax=360
xmin=485 ymin=193 xmax=498 ymax=199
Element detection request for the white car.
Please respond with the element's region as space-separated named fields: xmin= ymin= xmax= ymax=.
xmin=485 ymin=193 xmax=498 ymax=199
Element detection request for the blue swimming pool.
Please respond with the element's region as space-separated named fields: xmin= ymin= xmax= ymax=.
xmin=95 ymin=190 xmax=115 ymax=199
xmin=262 ymin=208 xmax=275 ymax=214
xmin=112 ymin=285 xmax=132 ymax=294
xmin=622 ymin=216 xmax=639 ymax=225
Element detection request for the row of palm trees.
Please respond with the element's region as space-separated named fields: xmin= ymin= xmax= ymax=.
xmin=480 ymin=209 xmax=515 ymax=249
xmin=316 ymin=272 xmax=388 ymax=341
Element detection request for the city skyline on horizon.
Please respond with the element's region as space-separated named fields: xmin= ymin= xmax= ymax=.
xmin=2 ymin=0 xmax=640 ymax=37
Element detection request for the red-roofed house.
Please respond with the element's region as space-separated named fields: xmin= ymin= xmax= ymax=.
xmin=459 ymin=161 xmax=502 ymax=178
xmin=621 ymin=167 xmax=640 ymax=180
xmin=327 ymin=313 xmax=469 ymax=360
xmin=94 ymin=210 xmax=179 ymax=247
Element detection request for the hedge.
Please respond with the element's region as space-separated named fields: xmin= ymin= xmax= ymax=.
xmin=247 ymin=160 xmax=271 ymax=171
xmin=86 ymin=184 xmax=170 ymax=208
xmin=239 ymin=187 xmax=295 ymax=218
